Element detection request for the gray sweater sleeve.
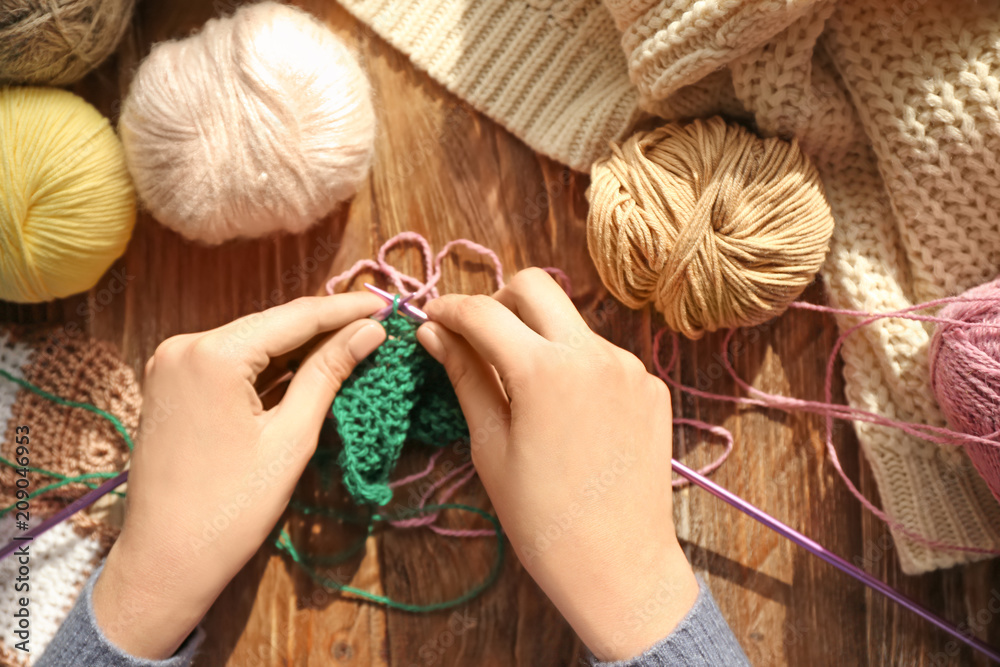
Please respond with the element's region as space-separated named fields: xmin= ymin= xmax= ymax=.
xmin=35 ymin=561 xmax=206 ymax=667
xmin=588 ymin=577 xmax=751 ymax=667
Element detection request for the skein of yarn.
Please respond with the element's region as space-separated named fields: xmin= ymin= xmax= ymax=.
xmin=929 ymin=276 xmax=1000 ymax=502
xmin=119 ymin=1 xmax=376 ymax=245
xmin=587 ymin=117 xmax=836 ymax=339
xmin=0 ymin=87 xmax=136 ymax=303
xmin=0 ymin=0 xmax=135 ymax=86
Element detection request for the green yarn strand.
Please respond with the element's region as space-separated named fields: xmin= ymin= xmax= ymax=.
xmin=275 ymin=502 xmax=504 ymax=613
xmin=0 ymin=368 xmax=135 ymax=450
xmin=287 ymin=498 xmax=370 ymax=525
xmin=0 ymin=368 xmax=131 ymax=517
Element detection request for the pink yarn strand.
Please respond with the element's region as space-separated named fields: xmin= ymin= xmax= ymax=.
xmin=652 ymin=310 xmax=1000 ymax=555
xmin=425 ymin=239 xmax=506 ymax=298
xmin=672 ymin=418 xmax=734 ymax=488
xmin=388 ymin=453 xmax=494 ymax=538
xmin=428 ymin=465 xmax=494 ymax=537
xmin=389 ymin=448 xmax=447 ymax=489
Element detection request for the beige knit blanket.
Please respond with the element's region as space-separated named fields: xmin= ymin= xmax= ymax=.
xmin=338 ymin=0 xmax=1000 ymax=574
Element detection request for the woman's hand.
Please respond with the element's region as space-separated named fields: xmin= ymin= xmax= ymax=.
xmin=416 ymin=269 xmax=698 ymax=662
xmin=92 ymin=292 xmax=387 ymax=660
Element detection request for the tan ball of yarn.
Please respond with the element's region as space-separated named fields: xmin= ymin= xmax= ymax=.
xmin=587 ymin=117 xmax=835 ymax=339
xmin=0 ymin=0 xmax=135 ymax=86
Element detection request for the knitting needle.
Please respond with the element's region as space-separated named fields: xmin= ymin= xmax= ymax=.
xmin=371 ymin=292 xmax=415 ymax=322
xmin=0 ymin=469 xmax=129 ymax=562
xmin=363 ymin=283 xmax=429 ymax=322
xmin=671 ymin=458 xmax=1000 ymax=663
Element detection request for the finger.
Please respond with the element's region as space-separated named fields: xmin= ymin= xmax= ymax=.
xmin=271 ymin=319 xmax=386 ymax=440
xmin=207 ymin=292 xmax=386 ymax=375
xmin=417 ymin=322 xmax=509 ymax=470
xmin=492 ymin=267 xmax=589 ymax=342
xmin=422 ymin=294 xmax=545 ymax=380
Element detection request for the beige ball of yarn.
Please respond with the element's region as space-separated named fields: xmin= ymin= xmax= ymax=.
xmin=587 ymin=117 xmax=835 ymax=339
xmin=119 ymin=1 xmax=375 ymax=245
xmin=0 ymin=0 xmax=135 ymax=86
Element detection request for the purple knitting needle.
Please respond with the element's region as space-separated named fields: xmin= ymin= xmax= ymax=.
xmin=371 ymin=292 xmax=415 ymax=322
xmin=671 ymin=459 xmax=1000 ymax=662
xmin=0 ymin=469 xmax=129 ymax=562
xmin=363 ymin=283 xmax=429 ymax=322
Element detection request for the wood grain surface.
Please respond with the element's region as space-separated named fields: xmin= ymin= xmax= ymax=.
xmin=3 ymin=1 xmax=999 ymax=665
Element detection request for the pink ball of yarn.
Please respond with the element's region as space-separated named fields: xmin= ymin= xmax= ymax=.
xmin=119 ymin=1 xmax=375 ymax=245
xmin=929 ymin=276 xmax=1000 ymax=502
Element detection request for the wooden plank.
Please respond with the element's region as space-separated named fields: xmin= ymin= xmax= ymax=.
xmin=2 ymin=1 xmax=998 ymax=665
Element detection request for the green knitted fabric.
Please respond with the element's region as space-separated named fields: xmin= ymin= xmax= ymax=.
xmin=332 ymin=312 xmax=468 ymax=506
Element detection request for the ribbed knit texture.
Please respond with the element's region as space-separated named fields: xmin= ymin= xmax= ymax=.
xmin=0 ymin=327 xmax=139 ymax=664
xmin=332 ymin=313 xmax=468 ymax=506
xmin=340 ymin=0 xmax=1000 ymax=573
xmin=588 ymin=577 xmax=750 ymax=666
xmin=335 ymin=0 xmax=642 ymax=171
xmin=608 ymin=0 xmax=823 ymax=106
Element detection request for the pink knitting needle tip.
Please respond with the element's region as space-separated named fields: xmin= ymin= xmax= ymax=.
xmin=671 ymin=459 xmax=1000 ymax=663
xmin=363 ymin=282 xmax=429 ymax=322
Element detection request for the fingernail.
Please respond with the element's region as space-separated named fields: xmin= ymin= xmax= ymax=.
xmin=416 ymin=323 xmax=446 ymax=362
xmin=348 ymin=322 xmax=385 ymax=361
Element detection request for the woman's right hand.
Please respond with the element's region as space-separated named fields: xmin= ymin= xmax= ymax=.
xmin=415 ymin=268 xmax=699 ymax=662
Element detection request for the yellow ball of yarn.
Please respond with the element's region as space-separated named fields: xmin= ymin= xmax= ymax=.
xmin=587 ymin=117 xmax=835 ymax=339
xmin=0 ymin=87 xmax=136 ymax=303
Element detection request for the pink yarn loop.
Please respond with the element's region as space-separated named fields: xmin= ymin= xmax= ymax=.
xmin=325 ymin=232 xmax=507 ymax=302
xmin=672 ymin=418 xmax=734 ymax=488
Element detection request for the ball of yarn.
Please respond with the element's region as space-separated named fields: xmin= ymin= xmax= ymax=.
xmin=0 ymin=0 xmax=135 ymax=86
xmin=0 ymin=87 xmax=136 ymax=303
xmin=929 ymin=276 xmax=1000 ymax=502
xmin=119 ymin=1 xmax=376 ymax=245
xmin=587 ymin=117 xmax=836 ymax=339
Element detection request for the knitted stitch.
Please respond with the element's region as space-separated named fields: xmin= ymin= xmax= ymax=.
xmin=332 ymin=312 xmax=468 ymax=506
xmin=334 ymin=0 xmax=642 ymax=171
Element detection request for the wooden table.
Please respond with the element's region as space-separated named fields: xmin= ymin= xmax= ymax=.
xmin=5 ymin=1 xmax=999 ymax=665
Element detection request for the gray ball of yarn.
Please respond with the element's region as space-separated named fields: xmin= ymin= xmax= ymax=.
xmin=0 ymin=0 xmax=135 ymax=85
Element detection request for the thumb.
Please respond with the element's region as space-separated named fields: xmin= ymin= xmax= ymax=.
xmin=417 ymin=321 xmax=510 ymax=470
xmin=274 ymin=318 xmax=386 ymax=441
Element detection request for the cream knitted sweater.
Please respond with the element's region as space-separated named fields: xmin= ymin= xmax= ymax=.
xmin=337 ymin=0 xmax=1000 ymax=573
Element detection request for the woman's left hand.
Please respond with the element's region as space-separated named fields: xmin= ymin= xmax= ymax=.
xmin=92 ymin=292 xmax=387 ymax=660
